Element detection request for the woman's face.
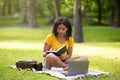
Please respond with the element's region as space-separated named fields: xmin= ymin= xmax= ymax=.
xmin=57 ymin=24 xmax=68 ymax=35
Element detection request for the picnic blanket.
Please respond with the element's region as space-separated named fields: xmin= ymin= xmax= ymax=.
xmin=8 ymin=65 xmax=110 ymax=80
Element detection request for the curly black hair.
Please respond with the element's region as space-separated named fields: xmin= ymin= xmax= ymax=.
xmin=52 ymin=17 xmax=72 ymax=40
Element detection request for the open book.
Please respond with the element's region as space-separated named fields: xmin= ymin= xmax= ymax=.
xmin=45 ymin=45 xmax=67 ymax=56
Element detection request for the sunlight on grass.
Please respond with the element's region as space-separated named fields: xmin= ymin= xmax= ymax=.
xmin=73 ymin=43 xmax=120 ymax=59
xmin=0 ymin=42 xmax=43 ymax=49
xmin=74 ymin=46 xmax=120 ymax=58
xmin=0 ymin=42 xmax=119 ymax=60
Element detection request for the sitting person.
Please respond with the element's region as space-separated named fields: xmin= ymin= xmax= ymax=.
xmin=42 ymin=17 xmax=88 ymax=71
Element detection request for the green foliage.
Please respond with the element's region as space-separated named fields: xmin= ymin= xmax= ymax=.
xmin=0 ymin=15 xmax=20 ymax=27
xmin=60 ymin=0 xmax=74 ymax=18
xmin=0 ymin=0 xmax=117 ymax=26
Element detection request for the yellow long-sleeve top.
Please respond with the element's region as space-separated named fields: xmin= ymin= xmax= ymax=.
xmin=44 ymin=34 xmax=74 ymax=57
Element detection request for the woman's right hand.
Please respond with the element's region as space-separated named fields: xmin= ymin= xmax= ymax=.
xmin=59 ymin=55 xmax=70 ymax=61
xmin=49 ymin=48 xmax=56 ymax=51
xmin=59 ymin=56 xmax=67 ymax=61
xmin=43 ymin=48 xmax=56 ymax=57
xmin=43 ymin=52 xmax=47 ymax=57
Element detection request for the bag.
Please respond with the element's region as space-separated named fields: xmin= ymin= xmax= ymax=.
xmin=16 ymin=60 xmax=43 ymax=71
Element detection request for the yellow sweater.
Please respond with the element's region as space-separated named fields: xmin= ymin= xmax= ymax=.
xmin=44 ymin=34 xmax=74 ymax=56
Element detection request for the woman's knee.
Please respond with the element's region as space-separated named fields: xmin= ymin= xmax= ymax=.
xmin=46 ymin=53 xmax=56 ymax=61
xmin=45 ymin=53 xmax=56 ymax=69
xmin=80 ymin=56 xmax=88 ymax=61
xmin=74 ymin=55 xmax=88 ymax=61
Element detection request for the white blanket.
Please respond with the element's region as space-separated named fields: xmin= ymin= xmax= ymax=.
xmin=36 ymin=67 xmax=110 ymax=80
xmin=8 ymin=65 xmax=110 ymax=80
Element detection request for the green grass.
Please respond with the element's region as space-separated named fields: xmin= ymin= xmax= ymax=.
xmin=0 ymin=27 xmax=51 ymax=43
xmin=0 ymin=26 xmax=120 ymax=80
xmin=0 ymin=26 xmax=119 ymax=43
xmin=83 ymin=26 xmax=120 ymax=42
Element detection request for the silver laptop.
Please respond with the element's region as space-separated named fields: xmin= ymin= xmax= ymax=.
xmin=62 ymin=61 xmax=89 ymax=76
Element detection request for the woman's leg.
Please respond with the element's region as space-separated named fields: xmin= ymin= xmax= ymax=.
xmin=64 ymin=55 xmax=88 ymax=64
xmin=73 ymin=56 xmax=88 ymax=61
xmin=45 ymin=53 xmax=67 ymax=70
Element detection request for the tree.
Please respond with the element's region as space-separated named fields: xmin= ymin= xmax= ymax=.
xmin=21 ymin=0 xmax=28 ymax=23
xmin=114 ymin=0 xmax=120 ymax=28
xmin=97 ymin=0 xmax=102 ymax=25
xmin=53 ymin=0 xmax=60 ymax=19
xmin=14 ymin=0 xmax=20 ymax=16
xmin=1 ymin=0 xmax=7 ymax=16
xmin=74 ymin=0 xmax=83 ymax=43
xmin=28 ymin=0 xmax=38 ymax=28
xmin=1 ymin=0 xmax=13 ymax=15
xmin=7 ymin=0 xmax=12 ymax=15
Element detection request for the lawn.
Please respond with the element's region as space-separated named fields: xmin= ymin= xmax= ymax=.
xmin=0 ymin=26 xmax=120 ymax=80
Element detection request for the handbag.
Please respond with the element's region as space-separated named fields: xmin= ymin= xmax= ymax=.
xmin=16 ymin=60 xmax=43 ymax=71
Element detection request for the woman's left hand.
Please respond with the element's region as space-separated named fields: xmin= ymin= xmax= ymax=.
xmin=59 ymin=55 xmax=70 ymax=61
xmin=59 ymin=56 xmax=66 ymax=60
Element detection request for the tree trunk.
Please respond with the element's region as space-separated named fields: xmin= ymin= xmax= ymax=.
xmin=98 ymin=0 xmax=102 ymax=25
xmin=28 ymin=0 xmax=38 ymax=28
xmin=2 ymin=1 xmax=7 ymax=16
xmin=53 ymin=0 xmax=60 ymax=19
xmin=7 ymin=0 xmax=12 ymax=15
xmin=114 ymin=0 xmax=120 ymax=28
xmin=21 ymin=0 xmax=28 ymax=23
xmin=23 ymin=7 xmax=28 ymax=23
xmin=14 ymin=0 xmax=20 ymax=16
xmin=74 ymin=0 xmax=83 ymax=43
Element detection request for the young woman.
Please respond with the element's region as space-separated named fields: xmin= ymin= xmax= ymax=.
xmin=42 ymin=17 xmax=88 ymax=70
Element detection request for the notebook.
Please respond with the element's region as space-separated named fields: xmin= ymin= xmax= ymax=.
xmin=45 ymin=45 xmax=67 ymax=56
xmin=62 ymin=61 xmax=89 ymax=76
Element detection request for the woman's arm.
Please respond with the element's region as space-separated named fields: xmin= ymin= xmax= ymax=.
xmin=67 ymin=47 xmax=73 ymax=58
xmin=42 ymin=43 xmax=51 ymax=57
xmin=60 ymin=47 xmax=73 ymax=61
